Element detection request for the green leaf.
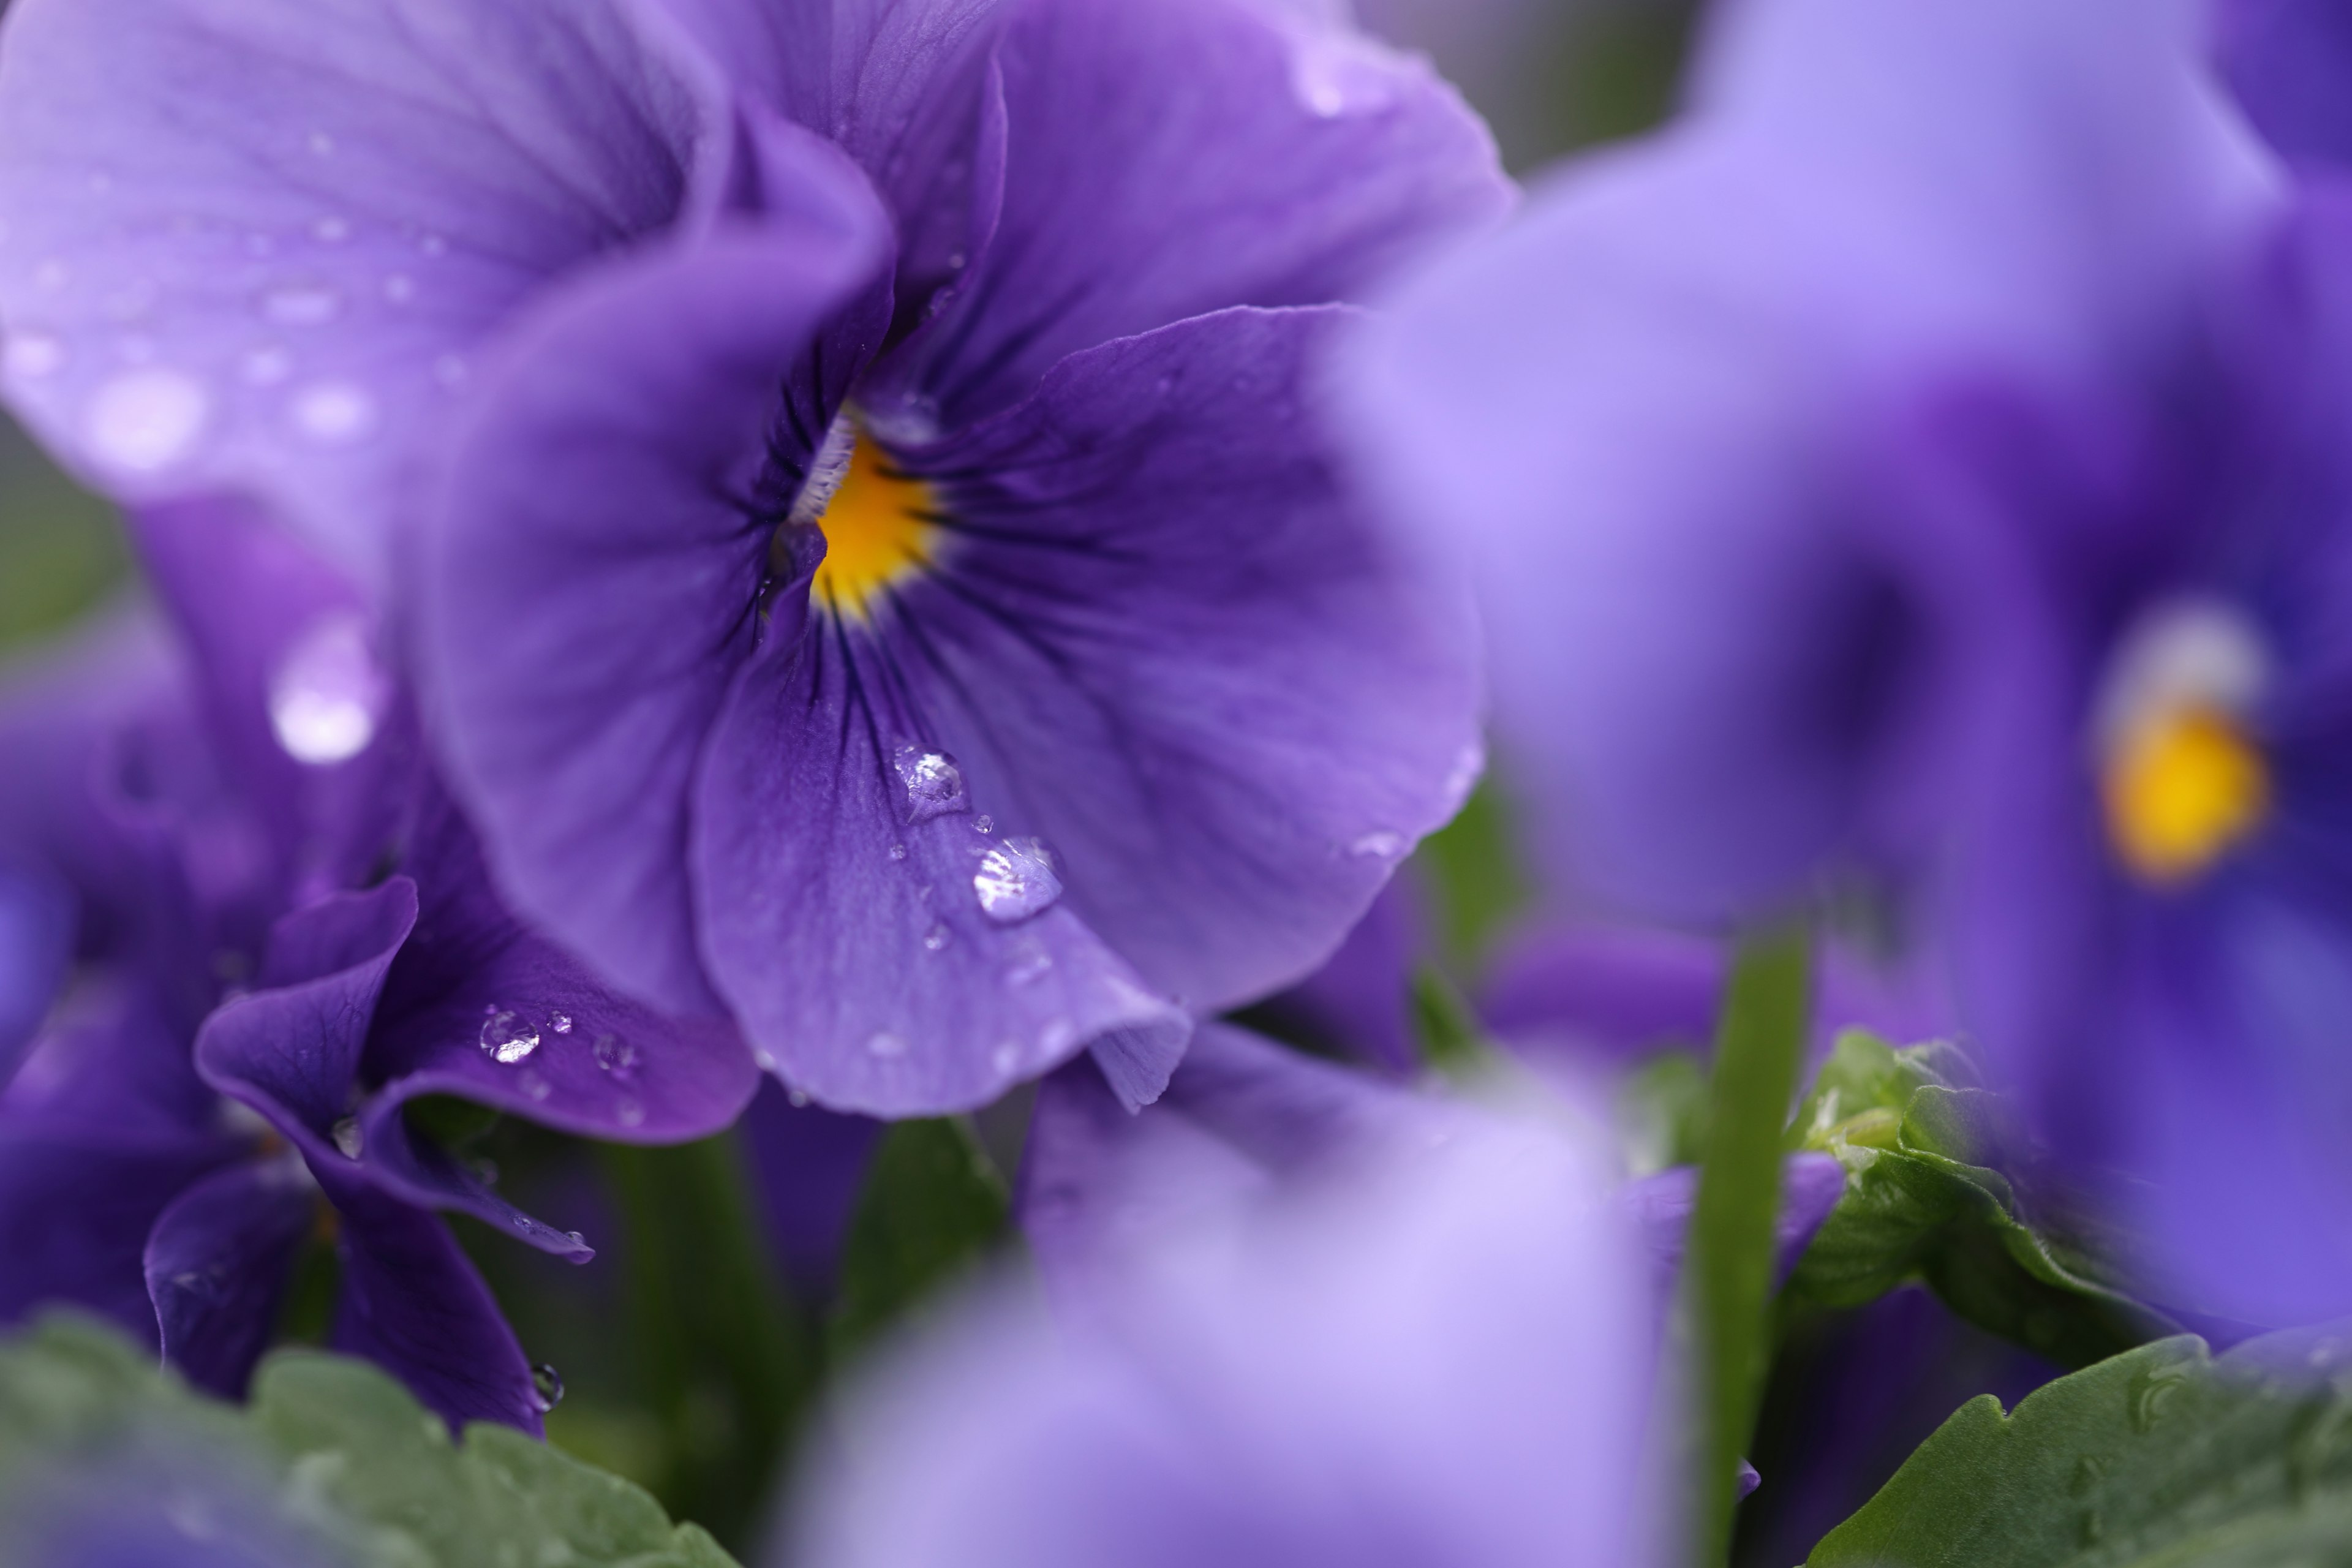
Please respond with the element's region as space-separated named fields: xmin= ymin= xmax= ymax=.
xmin=827 ymin=1117 xmax=1012 ymax=1362
xmin=1786 ymin=1033 xmax=2175 ymax=1369
xmin=1409 ymin=963 xmax=1499 ymax=1078
xmin=0 ymin=1313 xmax=741 ymax=1567
xmin=1618 ymin=1048 xmax=1711 ymax=1177
xmin=1809 ymin=1326 xmax=2352 ymax=1566
xmin=1687 ymin=924 xmax=1813 ymax=1568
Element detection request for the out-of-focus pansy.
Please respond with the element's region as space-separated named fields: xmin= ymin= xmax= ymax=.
xmin=2215 ymin=0 xmax=2352 ymax=171
xmin=1333 ymin=0 xmax=2352 ymax=1324
xmin=797 ymin=1110 xmax=1670 ymax=1568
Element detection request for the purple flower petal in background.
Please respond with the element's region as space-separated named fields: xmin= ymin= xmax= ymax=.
xmin=143 ymin=1155 xmax=317 ymax=1399
xmin=0 ymin=0 xmax=735 ymax=580
xmin=795 ymin=1115 xmax=1665 ymax=1568
xmin=417 ymin=0 xmax=1503 ymax=1115
xmin=739 ymin=1079 xmax=884 ymax=1305
xmin=1251 ymin=874 xmax=1426 ymax=1075
xmin=1331 ymin=0 xmax=2352 ymax=1324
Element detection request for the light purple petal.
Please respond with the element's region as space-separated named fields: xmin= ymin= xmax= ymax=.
xmin=867 ymin=307 xmax=1482 ymax=1019
xmin=323 ymin=1167 xmax=544 ymax=1434
xmin=143 ymin=1153 xmax=315 ymax=1398
xmin=891 ymin=0 xmax=1510 ymax=424
xmin=0 ymin=0 xmax=723 ymax=578
xmin=799 ymin=1119 xmax=1661 ymax=1568
xmin=417 ymin=186 xmax=889 ymax=1019
xmin=1329 ymin=0 xmax=2275 ymax=919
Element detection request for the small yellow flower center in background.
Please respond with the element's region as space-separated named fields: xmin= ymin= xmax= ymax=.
xmin=2101 ymin=704 xmax=2269 ymax=886
xmin=808 ymin=431 xmax=940 ymax=621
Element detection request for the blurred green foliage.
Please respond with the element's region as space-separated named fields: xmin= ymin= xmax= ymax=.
xmin=0 ymin=415 xmax=127 ymax=655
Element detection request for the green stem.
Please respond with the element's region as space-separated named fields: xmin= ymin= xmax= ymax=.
xmin=1687 ymin=923 xmax=1812 ymax=1567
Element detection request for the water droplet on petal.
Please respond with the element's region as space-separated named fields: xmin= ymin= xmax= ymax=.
xmin=1351 ymin=830 xmax=1406 ymax=859
xmin=5 ymin=331 xmax=62 ymax=380
xmin=867 ymin=1031 xmax=908 ymax=1058
xmin=382 ymin=273 xmax=415 ymax=304
xmin=480 ymin=1011 xmax=540 ymax=1064
xmin=922 ymin=923 xmax=950 ymax=952
xmin=616 ymin=1098 xmax=646 ymax=1128
xmin=592 ymin=1033 xmax=638 ymax=1080
xmin=1041 ymin=1017 xmax=1077 ymax=1055
xmin=755 ymin=1049 xmax=779 ymax=1074
xmin=85 ymin=368 xmax=208 ymax=473
xmin=549 ymin=1012 xmax=573 ymax=1035
xmin=971 ymin=814 xmax=994 ymax=834
xmin=991 ymin=1041 xmax=1019 ymax=1075
xmin=268 ymin=611 xmax=386 ymax=765
xmin=529 ymin=1362 xmax=564 ymax=1411
xmin=786 ymin=1088 xmax=809 ymax=1108
xmin=894 ymin=745 xmax=969 ymax=823
xmin=521 ymin=1069 xmax=551 ymax=1102
xmin=311 ymin=215 xmax=350 ymax=244
xmin=331 ymin=1117 xmax=363 ymax=1159
xmin=292 ymin=380 xmax=376 ymax=443
xmin=1006 ymin=941 xmax=1053 ymax=987
xmin=888 ymin=842 xmax=908 ymax=862
xmin=974 ymin=837 xmax=1062 ymax=924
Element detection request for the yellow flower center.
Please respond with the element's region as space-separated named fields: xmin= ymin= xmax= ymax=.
xmin=2101 ymin=704 xmax=2269 ymax=886
xmin=804 ymin=427 xmax=940 ymax=621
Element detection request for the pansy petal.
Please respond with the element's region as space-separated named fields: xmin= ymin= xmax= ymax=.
xmin=693 ymin=612 xmax=1193 ymax=1116
xmin=143 ymin=1153 xmax=315 ymax=1398
xmin=323 ymin=1167 xmax=544 ymax=1434
xmin=418 ymin=205 xmax=888 ymax=1019
xmin=1254 ymin=876 xmax=1422 ymax=1074
xmin=2217 ymin=0 xmax=2352 ymax=170
xmin=359 ymin=794 xmax=758 ymax=1146
xmin=655 ymin=0 xmax=1009 ymax=314
xmin=0 ymin=861 xmax=73 ymax=1086
xmin=196 ymin=878 xmax=591 ymax=1261
xmin=878 ymin=306 xmax=1480 ymax=1017
xmin=0 ymin=1129 xmax=228 ymax=1343
xmin=0 ymin=0 xmax=720 ymax=576
xmin=891 ymin=0 xmax=1509 ymax=423
xmin=739 ymin=1079 xmax=884 ymax=1303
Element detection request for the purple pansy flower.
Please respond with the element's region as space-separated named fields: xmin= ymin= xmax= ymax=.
xmin=410 ymin=0 xmax=1507 ymax=1116
xmin=2216 ymin=0 xmax=2352 ymax=172
xmin=796 ymin=1110 xmax=1670 ymax=1568
xmin=0 ymin=0 xmax=1508 ymax=1120
xmin=1331 ymin=0 xmax=2352 ymax=1321
xmin=1 ymin=500 xmax=756 ymax=1428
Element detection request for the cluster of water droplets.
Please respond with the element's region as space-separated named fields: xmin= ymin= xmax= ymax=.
xmin=473 ymin=1003 xmax=649 ymax=1127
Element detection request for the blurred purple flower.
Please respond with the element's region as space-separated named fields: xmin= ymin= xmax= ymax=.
xmin=1 ymin=500 xmax=756 ymax=1429
xmin=1332 ymin=0 xmax=2352 ymax=1322
xmin=2216 ymin=0 xmax=2352 ymax=170
xmin=796 ymin=1109 xmax=1670 ymax=1568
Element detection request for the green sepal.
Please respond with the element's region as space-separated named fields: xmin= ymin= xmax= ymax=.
xmin=0 ymin=1313 xmax=740 ymax=1567
xmin=1809 ymin=1325 xmax=2352 ymax=1566
xmin=1786 ymin=1033 xmax=2175 ymax=1368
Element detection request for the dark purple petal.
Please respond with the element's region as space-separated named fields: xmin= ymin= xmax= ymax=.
xmin=143 ymin=1153 xmax=315 ymax=1398
xmin=2215 ymin=0 xmax=2352 ymax=171
xmin=0 ymin=0 xmax=723 ymax=576
xmin=1255 ymin=875 xmax=1423 ymax=1074
xmin=0 ymin=1131 xmax=225 ymax=1345
xmin=1482 ymin=922 xmax=1953 ymax=1072
xmin=323 ymin=1167 xmax=544 ymax=1435
xmin=893 ymin=0 xmax=1510 ymax=424
xmin=417 ymin=183 xmax=889 ymax=1019
xmin=0 ymin=861 xmax=74 ymax=1085
xmin=739 ymin=1078 xmax=884 ymax=1302
xmin=870 ymin=307 xmax=1482 ymax=1020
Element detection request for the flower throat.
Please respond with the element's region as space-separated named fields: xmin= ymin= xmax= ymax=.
xmin=782 ymin=417 xmax=941 ymax=621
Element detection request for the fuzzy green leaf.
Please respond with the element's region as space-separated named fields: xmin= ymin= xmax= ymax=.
xmin=1809 ymin=1327 xmax=2352 ymax=1566
xmin=0 ymin=1314 xmax=738 ymax=1567
xmin=827 ymin=1117 xmax=1012 ymax=1362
